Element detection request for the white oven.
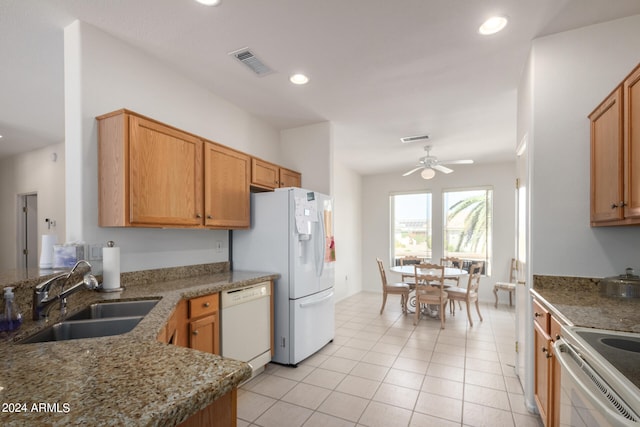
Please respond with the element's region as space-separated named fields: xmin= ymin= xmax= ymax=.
xmin=554 ymin=326 xmax=640 ymax=426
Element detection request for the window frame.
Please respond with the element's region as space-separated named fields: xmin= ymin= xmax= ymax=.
xmin=389 ymin=190 xmax=433 ymax=266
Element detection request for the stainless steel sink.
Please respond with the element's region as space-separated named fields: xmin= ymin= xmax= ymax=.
xmin=65 ymin=299 xmax=160 ymax=320
xmin=601 ymin=337 xmax=640 ymax=353
xmin=20 ymin=317 xmax=143 ymax=344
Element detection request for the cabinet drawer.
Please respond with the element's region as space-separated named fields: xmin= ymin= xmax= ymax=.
xmin=550 ymin=315 xmax=562 ymax=342
xmin=533 ymin=299 xmax=550 ymax=333
xmin=189 ymin=293 xmax=219 ymax=318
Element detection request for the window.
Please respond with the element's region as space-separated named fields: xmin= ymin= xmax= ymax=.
xmin=443 ymin=188 xmax=493 ymax=274
xmin=390 ymin=192 xmax=432 ymax=265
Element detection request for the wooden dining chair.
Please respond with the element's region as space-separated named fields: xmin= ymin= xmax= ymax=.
xmin=376 ymin=258 xmax=411 ymax=315
xmin=399 ymin=256 xmax=421 ymax=286
xmin=493 ymin=258 xmax=520 ymax=307
xmin=447 ymin=262 xmax=484 ymax=327
xmin=440 ymin=256 xmax=463 ymax=286
xmin=413 ymin=263 xmax=448 ymax=329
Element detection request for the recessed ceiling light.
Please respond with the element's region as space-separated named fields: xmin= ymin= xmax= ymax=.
xmin=195 ymin=0 xmax=221 ymax=6
xmin=479 ymin=16 xmax=508 ymax=35
xmin=289 ymin=73 xmax=309 ymax=85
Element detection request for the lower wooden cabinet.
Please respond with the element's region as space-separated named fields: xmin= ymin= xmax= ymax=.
xmin=157 ymin=294 xmax=219 ymax=355
xmin=188 ymin=293 xmax=220 ymax=355
xmin=177 ymin=388 xmax=237 ymax=427
xmin=533 ymin=299 xmax=561 ymax=427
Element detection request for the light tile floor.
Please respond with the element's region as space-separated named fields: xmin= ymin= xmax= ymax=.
xmin=238 ymin=291 xmax=543 ymax=427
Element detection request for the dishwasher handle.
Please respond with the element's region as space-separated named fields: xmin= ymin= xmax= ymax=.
xmin=553 ymin=339 xmax=640 ymax=424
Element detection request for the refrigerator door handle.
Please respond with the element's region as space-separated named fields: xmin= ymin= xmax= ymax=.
xmin=315 ymin=209 xmax=326 ymax=277
xmin=299 ymin=290 xmax=334 ymax=308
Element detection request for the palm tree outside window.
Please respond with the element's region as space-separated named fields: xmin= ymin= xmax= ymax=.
xmin=443 ymin=187 xmax=493 ymax=275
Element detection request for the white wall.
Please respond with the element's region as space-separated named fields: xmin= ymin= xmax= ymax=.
xmin=528 ymin=15 xmax=640 ymax=278
xmin=64 ymin=21 xmax=282 ymax=273
xmin=0 ymin=143 xmax=66 ymax=270
xmin=361 ymin=161 xmax=516 ymax=303
xmin=281 ymin=122 xmax=332 ymax=195
xmin=332 ymin=160 xmax=363 ymax=301
xmin=517 ymin=14 xmax=640 ymax=412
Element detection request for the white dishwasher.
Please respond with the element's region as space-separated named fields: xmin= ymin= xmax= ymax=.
xmin=221 ymin=281 xmax=272 ymax=379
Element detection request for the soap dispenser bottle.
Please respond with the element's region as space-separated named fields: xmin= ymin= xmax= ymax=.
xmin=0 ymin=287 xmax=23 ymax=332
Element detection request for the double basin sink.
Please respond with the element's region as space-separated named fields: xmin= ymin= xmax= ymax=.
xmin=20 ymin=299 xmax=160 ymax=344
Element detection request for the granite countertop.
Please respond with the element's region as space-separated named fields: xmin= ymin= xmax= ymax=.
xmin=0 ymin=264 xmax=278 ymax=427
xmin=532 ymin=275 xmax=640 ymax=333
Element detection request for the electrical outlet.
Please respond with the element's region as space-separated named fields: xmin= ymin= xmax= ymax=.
xmin=89 ymin=244 xmax=104 ymax=261
xmin=215 ymin=241 xmax=224 ymax=253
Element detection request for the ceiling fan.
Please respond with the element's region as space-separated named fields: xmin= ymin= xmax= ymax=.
xmin=402 ymin=145 xmax=474 ymax=179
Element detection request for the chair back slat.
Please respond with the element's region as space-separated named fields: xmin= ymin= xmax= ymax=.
xmin=376 ymin=258 xmax=388 ymax=288
xmin=440 ymin=257 xmax=462 ymax=269
xmin=414 ymin=263 xmax=445 ymax=289
xmin=467 ymin=262 xmax=483 ymax=294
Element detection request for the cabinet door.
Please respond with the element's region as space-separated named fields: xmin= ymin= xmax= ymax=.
xmin=590 ymin=86 xmax=624 ymax=224
xmin=279 ymin=168 xmax=301 ymax=188
xmin=624 ymin=65 xmax=640 ymax=219
xmin=204 ymin=143 xmax=250 ymax=228
xmin=534 ymin=321 xmax=551 ymax=427
xmin=129 ymin=116 xmax=203 ymax=226
xmin=550 ymin=316 xmax=562 ymax=427
xmin=251 ymin=158 xmax=279 ymax=189
xmin=189 ymin=313 xmax=220 ymax=355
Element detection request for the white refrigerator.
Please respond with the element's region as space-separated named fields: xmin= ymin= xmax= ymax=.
xmin=232 ymin=188 xmax=335 ymax=366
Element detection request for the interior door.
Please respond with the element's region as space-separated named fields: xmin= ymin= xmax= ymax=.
xmin=17 ymin=193 xmax=38 ymax=269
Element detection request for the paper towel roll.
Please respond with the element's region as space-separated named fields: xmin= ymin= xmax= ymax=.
xmin=102 ymin=245 xmax=121 ymax=290
xmin=39 ymin=234 xmax=58 ymax=269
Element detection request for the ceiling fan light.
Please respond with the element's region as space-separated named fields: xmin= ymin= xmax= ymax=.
xmin=421 ymin=168 xmax=436 ymax=180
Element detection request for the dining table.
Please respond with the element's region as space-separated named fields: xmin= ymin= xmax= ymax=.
xmin=389 ymin=265 xmax=467 ymax=278
xmin=389 ymin=265 xmax=468 ymax=316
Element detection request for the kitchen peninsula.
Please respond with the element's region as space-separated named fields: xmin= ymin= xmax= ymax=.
xmin=0 ymin=262 xmax=277 ymax=427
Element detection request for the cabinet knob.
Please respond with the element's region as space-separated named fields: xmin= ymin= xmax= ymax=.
xmin=611 ymin=203 xmax=618 ymax=209
xmin=534 ymin=312 xmax=542 ymax=318
xmin=555 ymin=334 xmax=561 ymax=340
xmin=207 ymin=215 xmax=213 ymax=219
xmin=193 ymin=330 xmax=199 ymax=336
xmin=196 ymin=214 xmax=202 ymax=218
xmin=204 ymin=302 xmax=210 ymax=308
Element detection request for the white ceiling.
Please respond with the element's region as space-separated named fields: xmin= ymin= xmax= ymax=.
xmin=2 ymin=1 xmax=640 ymax=175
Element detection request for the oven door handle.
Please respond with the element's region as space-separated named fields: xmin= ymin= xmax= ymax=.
xmin=553 ymin=339 xmax=640 ymax=425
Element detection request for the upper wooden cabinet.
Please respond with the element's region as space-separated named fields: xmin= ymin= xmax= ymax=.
xmin=204 ymin=142 xmax=250 ymax=228
xmin=279 ymin=167 xmax=302 ymax=188
xmin=251 ymin=158 xmax=301 ymax=190
xmin=590 ymin=63 xmax=640 ymax=226
xmin=97 ymin=109 xmax=249 ymax=229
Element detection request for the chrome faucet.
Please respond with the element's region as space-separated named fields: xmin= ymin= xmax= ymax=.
xmin=32 ymin=260 xmax=100 ymax=320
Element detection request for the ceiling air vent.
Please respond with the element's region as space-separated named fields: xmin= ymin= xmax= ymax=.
xmin=228 ymin=47 xmax=274 ymax=76
xmin=400 ymin=134 xmax=430 ymax=144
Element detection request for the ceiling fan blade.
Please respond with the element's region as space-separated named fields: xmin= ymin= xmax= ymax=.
xmin=440 ymin=159 xmax=474 ymax=165
xmin=402 ymin=166 xmax=423 ymax=176
xmin=433 ymin=164 xmax=454 ymax=174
